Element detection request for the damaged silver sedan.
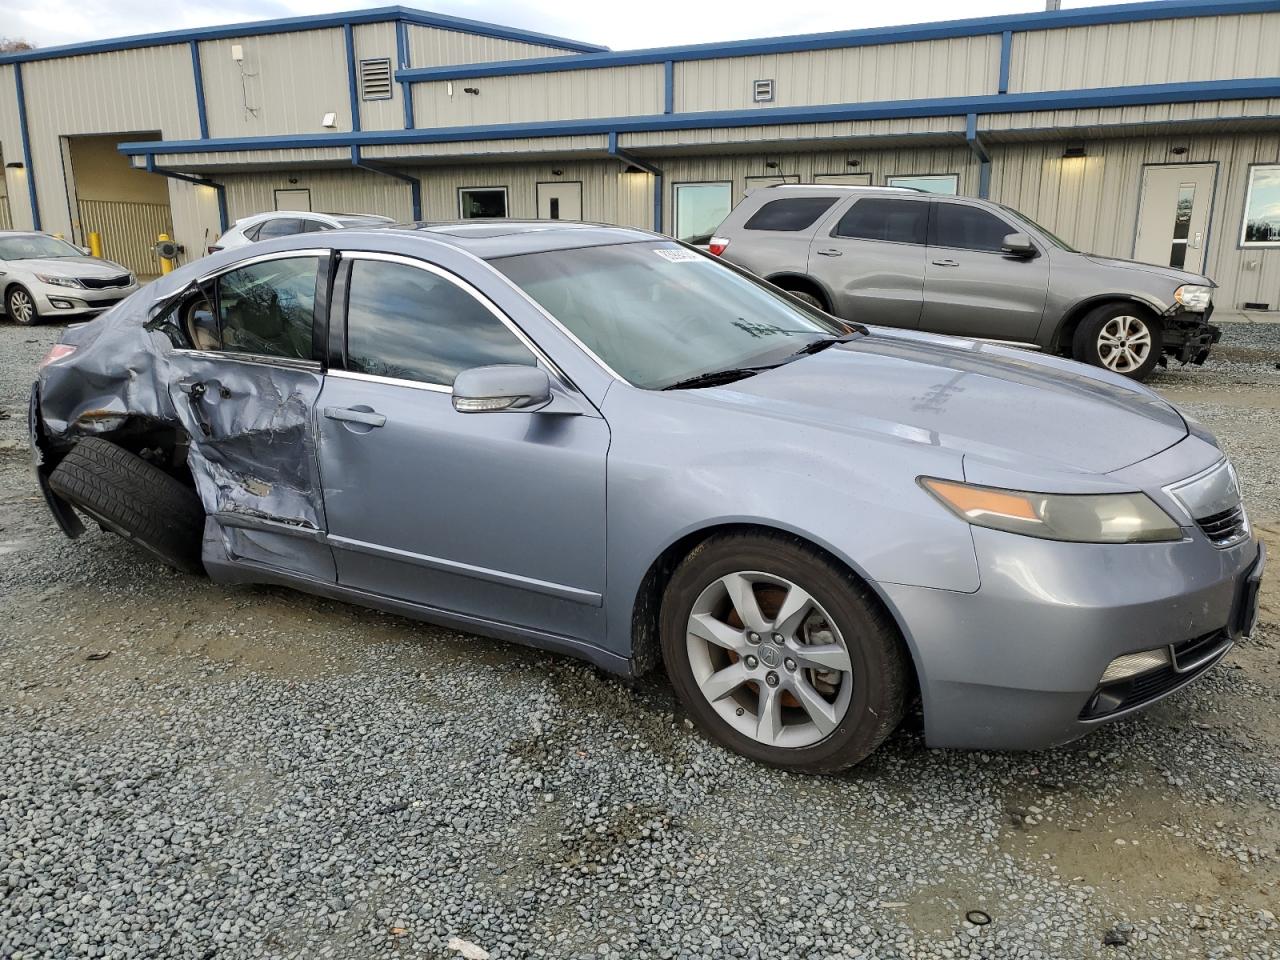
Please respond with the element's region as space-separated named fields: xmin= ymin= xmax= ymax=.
xmin=30 ymin=223 xmax=1263 ymax=772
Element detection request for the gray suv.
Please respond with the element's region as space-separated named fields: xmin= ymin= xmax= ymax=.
xmin=710 ymin=186 xmax=1220 ymax=381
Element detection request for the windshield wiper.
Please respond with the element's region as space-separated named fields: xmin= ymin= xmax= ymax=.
xmin=662 ymin=365 xmax=776 ymax=391
xmin=790 ymin=332 xmax=862 ymax=357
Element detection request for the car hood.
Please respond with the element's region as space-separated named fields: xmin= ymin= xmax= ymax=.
xmin=692 ymin=332 xmax=1187 ymax=475
xmin=1080 ymin=253 xmax=1212 ymax=287
xmin=15 ymin=257 xmax=131 ymax=279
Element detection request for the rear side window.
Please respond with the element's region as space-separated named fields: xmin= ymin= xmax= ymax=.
xmin=931 ymin=204 xmax=1014 ymax=252
xmin=833 ymin=198 xmax=927 ymax=244
xmin=344 ymin=259 xmax=535 ymax=387
xmin=213 ymin=256 xmax=320 ymax=360
xmin=256 ymin=218 xmax=305 ymax=240
xmin=743 ymin=197 xmax=837 ymax=232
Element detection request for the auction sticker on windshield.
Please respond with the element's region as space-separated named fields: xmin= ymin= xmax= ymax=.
xmin=654 ymin=248 xmax=703 ymax=263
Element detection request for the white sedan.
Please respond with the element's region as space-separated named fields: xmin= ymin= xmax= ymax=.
xmin=209 ymin=210 xmax=394 ymax=253
xmin=0 ymin=232 xmax=139 ymax=325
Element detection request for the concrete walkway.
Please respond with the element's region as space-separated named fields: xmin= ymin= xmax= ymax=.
xmin=1215 ymin=309 xmax=1275 ymax=324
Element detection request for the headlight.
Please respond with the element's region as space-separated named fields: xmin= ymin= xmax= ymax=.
xmin=1174 ymin=284 xmax=1212 ymax=311
xmin=920 ymin=478 xmax=1182 ymax=544
xmin=34 ymin=274 xmax=82 ymax=289
xmin=127 ymin=273 xmax=137 ymax=286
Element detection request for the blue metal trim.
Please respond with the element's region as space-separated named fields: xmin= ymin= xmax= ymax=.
xmin=0 ymin=5 xmax=606 ymax=65
xmin=13 ymin=63 xmax=40 ymax=230
xmin=998 ymin=30 xmax=1012 ymax=95
xmin=396 ymin=20 xmax=415 ymax=129
xmin=143 ymin=155 xmax=228 ymax=232
xmin=117 ymin=77 xmax=1280 ymax=156
xmin=351 ymin=146 xmax=422 ymax=220
xmin=607 ymin=134 xmax=663 ymax=233
xmin=965 ymin=113 xmax=991 ymax=199
xmin=664 ymin=60 xmax=674 ymax=115
xmin=395 ymin=0 xmax=1280 ymax=82
xmin=344 ymin=23 xmax=361 ymax=133
xmin=189 ymin=41 xmax=209 ymax=139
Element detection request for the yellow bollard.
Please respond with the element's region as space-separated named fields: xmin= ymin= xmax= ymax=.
xmin=87 ymin=232 xmax=103 ymax=258
xmin=157 ymin=232 xmax=174 ymax=275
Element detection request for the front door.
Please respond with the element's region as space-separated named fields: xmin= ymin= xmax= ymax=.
xmin=919 ymin=200 xmax=1050 ymax=342
xmin=273 ymin=188 xmax=312 ymax=211
xmin=1134 ymin=164 xmax=1216 ymax=273
xmin=315 ymin=253 xmax=609 ymax=640
xmin=536 ymin=181 xmax=583 ymax=221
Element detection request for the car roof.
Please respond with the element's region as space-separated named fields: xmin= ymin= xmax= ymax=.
xmin=384 ymin=220 xmax=662 ymax=259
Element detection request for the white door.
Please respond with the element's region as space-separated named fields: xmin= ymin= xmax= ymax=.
xmin=536 ymin=181 xmax=582 ymax=220
xmin=1134 ymin=164 xmax=1215 ymax=273
xmin=274 ymin=188 xmax=312 ymax=212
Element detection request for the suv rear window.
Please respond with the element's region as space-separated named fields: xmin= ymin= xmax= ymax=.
xmin=743 ymin=197 xmax=837 ymax=232
xmin=833 ymin=198 xmax=927 ymax=244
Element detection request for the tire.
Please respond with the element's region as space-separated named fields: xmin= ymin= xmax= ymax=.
xmin=1071 ymin=303 xmax=1163 ymax=381
xmin=49 ymin=437 xmax=206 ymax=575
xmin=5 ymin=284 xmax=39 ymax=326
xmin=786 ymin=289 xmax=826 ymax=310
xmin=660 ymin=531 xmax=907 ymax=773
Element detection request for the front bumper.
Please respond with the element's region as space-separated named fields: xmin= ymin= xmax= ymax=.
xmin=31 ymin=282 xmax=137 ymax=318
xmin=1163 ymin=306 xmax=1220 ymax=365
xmin=881 ymin=530 xmax=1263 ymax=751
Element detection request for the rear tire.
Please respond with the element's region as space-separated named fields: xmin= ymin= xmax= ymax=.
xmin=1072 ymin=303 xmax=1162 ymax=381
xmin=49 ymin=437 xmax=206 ymax=574
xmin=660 ymin=531 xmax=907 ymax=773
xmin=5 ymin=285 xmax=39 ymax=326
xmin=787 ymin=289 xmax=825 ymax=310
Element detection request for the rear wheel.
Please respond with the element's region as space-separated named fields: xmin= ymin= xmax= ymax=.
xmin=1072 ymin=303 xmax=1162 ymax=381
xmin=787 ymin=289 xmax=825 ymax=310
xmin=49 ymin=437 xmax=205 ymax=574
xmin=5 ymin=285 xmax=38 ymax=326
xmin=660 ymin=532 xmax=907 ymax=773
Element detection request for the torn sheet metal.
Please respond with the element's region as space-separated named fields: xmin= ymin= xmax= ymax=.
xmin=36 ymin=272 xmax=327 ymax=535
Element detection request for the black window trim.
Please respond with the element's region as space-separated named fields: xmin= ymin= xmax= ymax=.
xmin=331 ymin=250 xmax=565 ymax=394
xmin=927 ymin=199 xmax=1037 ymax=257
xmin=826 ymin=194 xmax=931 ymax=247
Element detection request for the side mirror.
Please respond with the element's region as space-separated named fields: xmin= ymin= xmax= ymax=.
xmin=77 ymin=245 xmax=93 ymax=256
xmin=452 ymin=364 xmax=551 ymax=413
xmin=1002 ymin=233 xmax=1037 ymax=258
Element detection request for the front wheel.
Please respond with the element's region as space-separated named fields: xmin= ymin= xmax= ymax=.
xmin=1072 ymin=304 xmax=1163 ymax=381
xmin=660 ymin=532 xmax=907 ymax=773
xmin=5 ymin=285 xmax=39 ymax=326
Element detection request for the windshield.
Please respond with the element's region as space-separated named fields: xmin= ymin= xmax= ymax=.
xmin=493 ymin=242 xmax=846 ymax=389
xmin=0 ymin=235 xmax=86 ymax=261
xmin=998 ymin=204 xmax=1078 ymax=252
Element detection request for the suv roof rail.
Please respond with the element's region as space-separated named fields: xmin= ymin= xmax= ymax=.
xmin=765 ymin=183 xmax=923 ymax=192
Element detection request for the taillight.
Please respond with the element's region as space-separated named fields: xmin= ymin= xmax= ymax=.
xmin=40 ymin=344 xmax=77 ymax=368
xmin=708 ymin=236 xmax=730 ymax=256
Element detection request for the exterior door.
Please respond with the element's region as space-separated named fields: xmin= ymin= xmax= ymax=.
xmin=1134 ymin=164 xmax=1215 ymax=273
xmin=806 ymin=195 xmax=929 ymax=328
xmin=536 ymin=181 xmax=582 ymax=220
xmin=273 ymin=188 xmax=312 ymax=211
xmin=919 ymin=200 xmax=1050 ymax=342
xmin=315 ymin=253 xmax=609 ymax=640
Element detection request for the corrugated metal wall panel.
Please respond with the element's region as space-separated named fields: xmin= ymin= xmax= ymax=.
xmin=362 ymin=135 xmax=608 ymax=159
xmin=199 ymin=29 xmax=351 ymax=138
xmin=988 ymin=132 xmax=1280 ymax=309
xmin=1009 ymin=13 xmax=1280 ymax=93
xmin=0 ymin=65 xmax=20 ymax=230
xmin=221 ymin=168 xmax=417 ymax=224
xmin=675 ymin=35 xmax=1000 ymax=113
xmin=76 ymin=198 xmax=172 ymax=276
xmin=153 ymin=147 xmax=352 ymax=168
xmin=405 ymin=26 xmax=575 ymax=67
xmin=415 ymin=65 xmax=663 ymax=127
xmin=354 ymin=22 xmax=403 ymax=133
xmin=621 ymin=116 xmax=965 ymax=150
xmin=981 ymin=99 xmax=1280 ymax=134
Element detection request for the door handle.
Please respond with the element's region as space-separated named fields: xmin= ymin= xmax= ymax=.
xmin=931 ymin=259 xmax=960 ymax=267
xmin=324 ymin=406 xmax=386 ymax=427
xmin=815 ymin=248 xmax=843 ymax=257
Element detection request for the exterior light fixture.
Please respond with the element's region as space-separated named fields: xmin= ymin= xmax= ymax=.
xmin=321 ymin=112 xmax=337 ymax=129
xmin=765 ymin=160 xmax=779 ymax=169
xmin=623 ymin=164 xmax=646 ymax=175
xmin=5 ymin=161 xmax=24 ymax=169
xmin=1170 ymin=146 xmax=1189 ymax=156
xmin=846 ymin=159 xmax=860 ymax=168
xmin=1062 ymin=144 xmax=1087 ymax=158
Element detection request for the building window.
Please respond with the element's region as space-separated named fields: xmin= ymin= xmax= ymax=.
xmin=887 ymin=174 xmax=959 ymax=195
xmin=674 ymin=182 xmax=732 ymax=242
xmin=1241 ymin=165 xmax=1280 ymax=246
xmin=359 ymin=58 xmax=393 ymax=101
xmin=459 ymin=187 xmax=508 ymax=219
xmin=753 ymin=79 xmax=775 ymax=103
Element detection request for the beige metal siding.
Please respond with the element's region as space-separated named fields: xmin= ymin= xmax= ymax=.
xmin=621 ymin=116 xmax=966 ymax=150
xmin=77 ymin=198 xmax=172 ymax=276
xmin=981 ymin=99 xmax=1280 ymax=135
xmin=354 ymin=22 xmax=404 ymax=133
xmin=362 ymin=135 xmax=608 ymax=160
xmin=675 ymin=36 xmax=1000 ymax=114
xmin=405 ymin=26 xmax=575 ymax=67
xmin=988 ymin=132 xmax=1280 ymax=310
xmin=415 ymin=64 xmax=663 ymax=127
xmin=0 ymin=64 xmax=24 ymax=230
xmin=1009 ymin=13 xmax=1280 ymax=93
xmin=151 ymin=147 xmax=353 ymax=168
xmin=199 ymin=29 xmax=351 ymax=138
xmin=221 ymin=168 xmax=417 ymax=224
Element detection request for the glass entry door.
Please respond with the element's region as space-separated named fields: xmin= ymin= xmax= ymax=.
xmin=1134 ymin=164 xmax=1215 ymax=273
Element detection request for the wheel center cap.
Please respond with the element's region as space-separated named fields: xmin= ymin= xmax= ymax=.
xmin=758 ymin=643 xmax=782 ymax=668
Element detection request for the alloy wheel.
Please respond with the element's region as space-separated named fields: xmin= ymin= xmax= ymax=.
xmin=685 ymin=571 xmax=854 ymax=749
xmin=7 ymin=288 xmax=36 ymax=325
xmin=1096 ymin=315 xmax=1151 ymax=373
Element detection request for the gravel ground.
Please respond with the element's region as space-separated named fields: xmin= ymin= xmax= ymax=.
xmin=1 ymin=321 xmax=1277 ymax=960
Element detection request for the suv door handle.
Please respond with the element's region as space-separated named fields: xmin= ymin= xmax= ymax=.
xmin=931 ymin=258 xmax=960 ymax=267
xmin=815 ymin=248 xmax=843 ymax=257
xmin=324 ymin=406 xmax=386 ymax=428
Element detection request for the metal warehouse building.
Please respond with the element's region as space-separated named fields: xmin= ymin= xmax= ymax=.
xmin=3 ymin=0 xmax=1280 ymax=307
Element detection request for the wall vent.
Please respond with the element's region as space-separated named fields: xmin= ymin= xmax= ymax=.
xmin=1242 ymin=302 xmax=1271 ymax=311
xmin=753 ymin=79 xmax=775 ymax=103
xmin=359 ymin=58 xmax=393 ymax=101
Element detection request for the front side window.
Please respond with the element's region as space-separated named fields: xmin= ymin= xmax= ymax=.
xmin=674 ymin=182 xmax=733 ymax=242
xmin=344 ymin=259 xmax=535 ymax=387
xmin=833 ymin=198 xmax=928 ymax=245
xmin=213 ymin=256 xmax=320 ymax=359
xmin=494 ymin=242 xmax=844 ymax=390
xmin=931 ymin=203 xmax=1015 ymax=252
xmin=887 ymin=174 xmax=959 ymax=195
xmin=744 ymin=197 xmax=837 ymax=232
xmin=256 ymin=218 xmax=305 ymax=240
xmin=459 ymin=188 xmax=508 ymax=219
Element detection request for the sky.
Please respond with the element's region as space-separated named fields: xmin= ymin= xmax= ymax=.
xmin=3 ymin=0 xmax=1105 ymax=51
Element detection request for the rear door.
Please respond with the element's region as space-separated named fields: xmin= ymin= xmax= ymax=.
xmin=920 ymin=200 xmax=1050 ymax=342
xmin=806 ymin=195 xmax=928 ymax=328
